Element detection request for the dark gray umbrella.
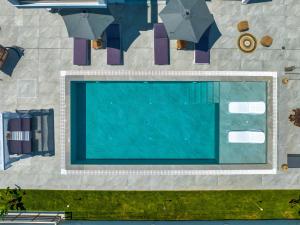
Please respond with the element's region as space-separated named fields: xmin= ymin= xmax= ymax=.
xmin=60 ymin=9 xmax=114 ymax=40
xmin=159 ymin=0 xmax=214 ymax=43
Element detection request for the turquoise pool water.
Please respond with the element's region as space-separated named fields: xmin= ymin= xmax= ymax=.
xmin=71 ymin=81 xmax=220 ymax=164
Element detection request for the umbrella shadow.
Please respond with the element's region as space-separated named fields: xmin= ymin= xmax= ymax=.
xmin=206 ymin=21 xmax=222 ymax=50
xmin=109 ymin=0 xmax=158 ymax=51
xmin=184 ymin=21 xmax=222 ymax=51
xmin=0 ymin=46 xmax=24 ymax=76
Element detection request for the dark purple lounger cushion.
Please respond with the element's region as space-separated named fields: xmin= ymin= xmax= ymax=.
xmin=107 ymin=39 xmax=121 ymax=65
xmin=107 ymin=24 xmax=122 ymax=65
xmin=8 ymin=140 xmax=22 ymax=155
xmin=195 ymin=29 xmax=210 ymax=64
xmin=8 ymin=118 xmax=22 ymax=154
xmin=21 ymin=118 xmax=31 ymax=131
xmin=154 ymin=23 xmax=169 ymax=65
xmin=195 ymin=49 xmax=210 ymax=64
xmin=155 ymin=38 xmax=169 ymax=65
xmin=22 ymin=141 xmax=32 ymax=154
xmin=154 ymin=23 xmax=168 ymax=39
xmin=8 ymin=118 xmax=21 ymax=131
xmin=73 ymin=38 xmax=91 ymax=66
xmin=21 ymin=118 xmax=32 ymax=153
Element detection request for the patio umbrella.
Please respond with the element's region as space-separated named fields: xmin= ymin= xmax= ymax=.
xmin=60 ymin=9 xmax=114 ymax=40
xmin=159 ymin=0 xmax=214 ymax=43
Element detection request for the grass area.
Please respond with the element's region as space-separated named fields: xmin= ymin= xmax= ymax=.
xmin=2 ymin=190 xmax=300 ymax=220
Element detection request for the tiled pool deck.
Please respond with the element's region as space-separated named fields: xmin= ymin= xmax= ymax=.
xmin=0 ymin=0 xmax=300 ymax=189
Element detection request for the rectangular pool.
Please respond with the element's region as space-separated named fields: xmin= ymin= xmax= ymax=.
xmin=71 ymin=81 xmax=220 ymax=164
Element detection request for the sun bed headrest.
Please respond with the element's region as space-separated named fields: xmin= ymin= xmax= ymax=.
xmin=228 ymin=101 xmax=266 ymax=114
xmin=228 ymin=131 xmax=265 ymax=144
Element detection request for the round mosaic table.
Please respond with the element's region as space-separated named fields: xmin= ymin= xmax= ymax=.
xmin=238 ymin=33 xmax=257 ymax=53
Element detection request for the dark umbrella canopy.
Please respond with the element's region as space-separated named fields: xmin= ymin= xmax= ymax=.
xmin=60 ymin=9 xmax=114 ymax=40
xmin=159 ymin=0 xmax=214 ymax=43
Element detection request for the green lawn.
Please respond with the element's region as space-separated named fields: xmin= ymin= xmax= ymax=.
xmin=3 ymin=190 xmax=300 ymax=220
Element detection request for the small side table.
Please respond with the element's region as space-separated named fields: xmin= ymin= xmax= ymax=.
xmin=92 ymin=39 xmax=103 ymax=50
xmin=260 ymin=35 xmax=273 ymax=47
xmin=238 ymin=33 xmax=257 ymax=53
xmin=237 ymin=21 xmax=249 ymax=32
xmin=176 ymin=40 xmax=187 ymax=50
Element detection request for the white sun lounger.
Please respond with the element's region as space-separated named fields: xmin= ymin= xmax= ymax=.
xmin=228 ymin=131 xmax=265 ymax=144
xmin=241 ymin=0 xmax=251 ymax=4
xmin=228 ymin=102 xmax=266 ymax=114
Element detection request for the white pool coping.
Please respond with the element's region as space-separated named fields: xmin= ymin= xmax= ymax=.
xmin=60 ymin=70 xmax=277 ymax=175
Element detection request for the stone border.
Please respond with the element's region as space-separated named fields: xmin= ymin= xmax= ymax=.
xmin=60 ymin=70 xmax=277 ymax=175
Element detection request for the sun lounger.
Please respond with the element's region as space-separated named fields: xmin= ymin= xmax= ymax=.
xmin=154 ymin=23 xmax=170 ymax=65
xmin=106 ymin=24 xmax=122 ymax=65
xmin=288 ymin=154 xmax=300 ymax=168
xmin=7 ymin=118 xmax=22 ymax=154
xmin=73 ymin=38 xmax=91 ymax=66
xmin=241 ymin=0 xmax=251 ymax=4
xmin=229 ymin=102 xmax=266 ymax=114
xmin=2 ymin=109 xmax=54 ymax=163
xmin=7 ymin=117 xmax=32 ymax=154
xmin=195 ymin=31 xmax=210 ymax=64
xmin=7 ymin=119 xmax=22 ymax=154
xmin=16 ymin=109 xmax=55 ymax=154
xmin=228 ymin=131 xmax=265 ymax=144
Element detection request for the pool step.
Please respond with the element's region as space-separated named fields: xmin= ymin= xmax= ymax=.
xmin=188 ymin=82 xmax=220 ymax=104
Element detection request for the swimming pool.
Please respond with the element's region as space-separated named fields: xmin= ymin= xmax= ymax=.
xmin=71 ymin=81 xmax=220 ymax=164
xmin=69 ymin=76 xmax=269 ymax=166
xmin=61 ymin=71 xmax=277 ymax=174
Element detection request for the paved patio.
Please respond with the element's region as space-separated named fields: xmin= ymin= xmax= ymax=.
xmin=0 ymin=0 xmax=300 ymax=190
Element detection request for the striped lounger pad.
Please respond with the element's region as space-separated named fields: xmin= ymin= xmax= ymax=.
xmin=10 ymin=131 xmax=31 ymax=141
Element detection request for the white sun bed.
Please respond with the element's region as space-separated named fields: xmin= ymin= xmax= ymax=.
xmin=241 ymin=0 xmax=251 ymax=4
xmin=228 ymin=131 xmax=265 ymax=144
xmin=228 ymin=101 xmax=266 ymax=114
